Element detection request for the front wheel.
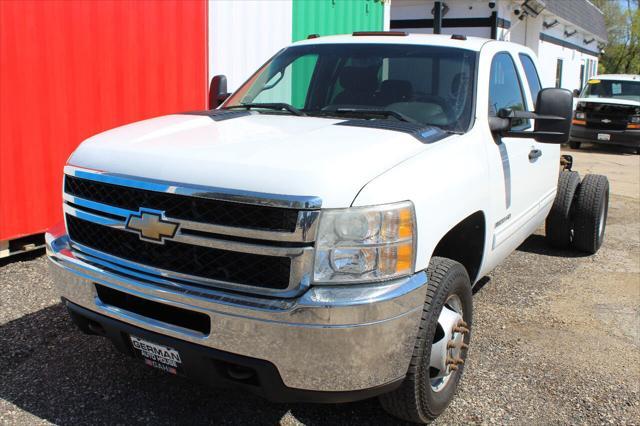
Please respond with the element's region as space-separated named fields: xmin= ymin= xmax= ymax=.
xmin=569 ymin=141 xmax=581 ymax=149
xmin=379 ymin=257 xmax=472 ymax=423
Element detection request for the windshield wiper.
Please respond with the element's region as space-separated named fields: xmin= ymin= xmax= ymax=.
xmin=225 ymin=103 xmax=306 ymax=117
xmin=312 ymin=108 xmax=423 ymax=125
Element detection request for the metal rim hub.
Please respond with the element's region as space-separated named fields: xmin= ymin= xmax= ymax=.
xmin=429 ymin=294 xmax=469 ymax=392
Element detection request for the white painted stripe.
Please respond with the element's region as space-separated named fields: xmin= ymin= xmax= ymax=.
xmin=383 ymin=1 xmax=391 ymax=31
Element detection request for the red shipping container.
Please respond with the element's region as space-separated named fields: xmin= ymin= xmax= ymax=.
xmin=0 ymin=0 xmax=208 ymax=244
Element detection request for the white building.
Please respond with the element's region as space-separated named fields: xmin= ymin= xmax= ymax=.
xmin=389 ymin=0 xmax=606 ymax=92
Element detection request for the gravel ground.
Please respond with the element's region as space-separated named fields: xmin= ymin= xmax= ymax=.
xmin=1 ymin=147 xmax=638 ymax=425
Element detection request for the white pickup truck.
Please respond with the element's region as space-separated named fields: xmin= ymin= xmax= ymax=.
xmin=46 ymin=33 xmax=609 ymax=423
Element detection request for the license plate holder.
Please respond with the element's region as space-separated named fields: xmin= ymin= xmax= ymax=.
xmin=597 ymin=133 xmax=611 ymax=141
xmin=130 ymin=335 xmax=183 ymax=375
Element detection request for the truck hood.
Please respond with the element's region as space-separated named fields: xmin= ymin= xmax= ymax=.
xmin=69 ymin=113 xmax=442 ymax=208
xmin=577 ymin=97 xmax=640 ymax=107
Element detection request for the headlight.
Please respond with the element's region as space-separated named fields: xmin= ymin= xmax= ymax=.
xmin=313 ymin=201 xmax=416 ymax=283
xmin=575 ymin=111 xmax=586 ymax=120
xmin=630 ymin=115 xmax=640 ymax=124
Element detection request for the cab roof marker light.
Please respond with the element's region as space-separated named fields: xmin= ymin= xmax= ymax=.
xmin=352 ymin=31 xmax=408 ymax=36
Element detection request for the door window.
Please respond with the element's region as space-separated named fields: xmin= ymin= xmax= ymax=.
xmin=518 ymin=53 xmax=542 ymax=106
xmin=489 ymin=52 xmax=529 ymax=130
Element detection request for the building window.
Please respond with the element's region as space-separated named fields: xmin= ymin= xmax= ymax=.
xmin=555 ymin=59 xmax=563 ymax=88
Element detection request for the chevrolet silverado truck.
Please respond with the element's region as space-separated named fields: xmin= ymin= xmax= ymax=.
xmin=46 ymin=33 xmax=610 ymax=423
xmin=570 ymin=74 xmax=640 ymax=154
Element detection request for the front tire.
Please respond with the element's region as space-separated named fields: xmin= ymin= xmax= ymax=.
xmin=379 ymin=257 xmax=472 ymax=423
xmin=569 ymin=141 xmax=581 ymax=149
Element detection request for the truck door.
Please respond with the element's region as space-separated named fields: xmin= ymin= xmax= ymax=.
xmin=485 ymin=51 xmax=558 ymax=255
xmin=517 ymin=52 xmax=559 ymax=215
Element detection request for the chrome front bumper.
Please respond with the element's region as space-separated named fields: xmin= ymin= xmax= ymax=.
xmin=46 ymin=227 xmax=428 ymax=392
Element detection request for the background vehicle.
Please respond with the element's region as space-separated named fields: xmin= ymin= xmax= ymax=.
xmin=46 ymin=33 xmax=609 ymax=423
xmin=570 ymin=74 xmax=640 ymax=154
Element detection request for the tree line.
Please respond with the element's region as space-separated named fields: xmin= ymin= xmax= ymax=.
xmin=592 ymin=0 xmax=639 ymax=74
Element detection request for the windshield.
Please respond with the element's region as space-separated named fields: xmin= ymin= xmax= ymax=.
xmin=581 ymin=79 xmax=640 ymax=102
xmin=224 ymin=44 xmax=477 ymax=132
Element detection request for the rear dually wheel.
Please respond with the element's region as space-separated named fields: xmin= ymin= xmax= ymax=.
xmin=572 ymin=174 xmax=609 ymax=254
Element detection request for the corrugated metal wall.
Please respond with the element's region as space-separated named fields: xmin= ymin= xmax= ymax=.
xmin=208 ymin=0 xmax=293 ymax=92
xmin=0 ymin=0 xmax=207 ymax=241
xmin=290 ymin=0 xmax=385 ymax=105
xmin=292 ymin=0 xmax=385 ymax=42
xmin=208 ymin=0 xmax=385 ymax=92
xmin=1 ymin=0 xmax=385 ymax=242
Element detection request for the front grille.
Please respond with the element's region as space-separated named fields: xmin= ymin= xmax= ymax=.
xmin=582 ymin=102 xmax=635 ymax=131
xmin=586 ymin=119 xmax=627 ymax=131
xmin=65 ymin=175 xmax=299 ymax=232
xmin=66 ymin=215 xmax=291 ymax=290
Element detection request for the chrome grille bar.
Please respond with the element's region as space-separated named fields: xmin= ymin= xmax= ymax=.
xmin=63 ymin=202 xmax=311 ymax=257
xmin=69 ymin=240 xmax=314 ymax=298
xmin=63 ymin=168 xmax=321 ymax=243
xmin=64 ymin=165 xmax=322 ymax=209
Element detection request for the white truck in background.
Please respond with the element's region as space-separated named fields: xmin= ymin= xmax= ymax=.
xmin=570 ymin=74 xmax=640 ymax=154
xmin=47 ymin=33 xmax=609 ymax=423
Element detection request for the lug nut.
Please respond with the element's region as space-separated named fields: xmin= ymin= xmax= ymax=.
xmin=459 ymin=320 xmax=468 ymax=328
xmin=461 ymin=342 xmax=469 ymax=350
xmin=453 ymin=326 xmax=469 ymax=334
xmin=449 ymin=364 xmax=459 ymax=371
xmin=453 ymin=357 xmax=465 ymax=365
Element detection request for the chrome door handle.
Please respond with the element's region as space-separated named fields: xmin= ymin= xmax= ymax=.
xmin=529 ymin=149 xmax=542 ymax=161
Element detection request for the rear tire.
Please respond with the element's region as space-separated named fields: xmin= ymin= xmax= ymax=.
xmin=545 ymin=170 xmax=580 ymax=248
xmin=379 ymin=257 xmax=472 ymax=423
xmin=572 ymin=174 xmax=609 ymax=254
xmin=569 ymin=141 xmax=581 ymax=149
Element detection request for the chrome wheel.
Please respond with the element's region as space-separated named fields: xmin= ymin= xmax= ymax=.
xmin=429 ymin=294 xmax=468 ymax=392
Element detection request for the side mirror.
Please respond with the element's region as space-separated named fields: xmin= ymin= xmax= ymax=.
xmin=490 ymin=88 xmax=573 ymax=144
xmin=209 ymin=75 xmax=230 ymax=109
xmin=533 ymin=88 xmax=573 ymax=143
xmin=573 ymin=88 xmax=581 ymax=97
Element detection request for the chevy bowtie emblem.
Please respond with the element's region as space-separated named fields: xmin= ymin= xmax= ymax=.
xmin=601 ymin=118 xmax=612 ymax=123
xmin=125 ymin=210 xmax=179 ymax=243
